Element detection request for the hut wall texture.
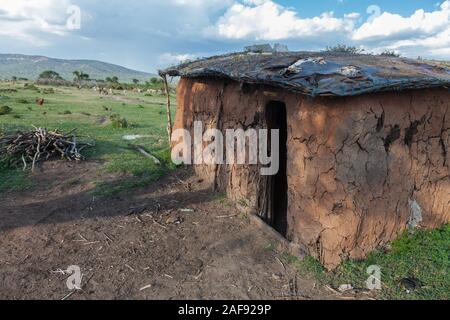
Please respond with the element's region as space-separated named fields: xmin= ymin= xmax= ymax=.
xmin=174 ymin=77 xmax=450 ymax=269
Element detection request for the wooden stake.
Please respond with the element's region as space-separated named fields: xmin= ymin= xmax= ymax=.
xmin=162 ymin=74 xmax=173 ymax=143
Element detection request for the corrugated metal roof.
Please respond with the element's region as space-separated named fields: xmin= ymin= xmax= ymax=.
xmin=159 ymin=51 xmax=450 ymax=97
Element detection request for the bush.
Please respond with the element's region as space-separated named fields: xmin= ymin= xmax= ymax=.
xmin=325 ymin=44 xmax=365 ymax=54
xmin=380 ymin=50 xmax=401 ymax=57
xmin=110 ymin=114 xmax=129 ymax=128
xmin=41 ymin=88 xmax=55 ymax=94
xmin=0 ymin=89 xmax=17 ymax=93
xmin=24 ymin=84 xmax=39 ymax=91
xmin=16 ymin=98 xmax=29 ymax=104
xmin=0 ymin=106 xmax=12 ymax=115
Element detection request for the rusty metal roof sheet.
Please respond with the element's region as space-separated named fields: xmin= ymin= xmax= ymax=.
xmin=159 ymin=51 xmax=450 ymax=97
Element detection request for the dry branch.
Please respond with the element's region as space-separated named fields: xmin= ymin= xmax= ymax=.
xmin=0 ymin=127 xmax=92 ymax=171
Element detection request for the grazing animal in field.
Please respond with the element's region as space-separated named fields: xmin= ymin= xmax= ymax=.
xmin=36 ymin=98 xmax=45 ymax=106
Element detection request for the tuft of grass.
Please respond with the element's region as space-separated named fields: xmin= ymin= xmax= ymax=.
xmin=0 ymin=89 xmax=17 ymax=93
xmin=16 ymin=98 xmax=29 ymax=104
xmin=41 ymin=88 xmax=55 ymax=94
xmin=0 ymin=106 xmax=12 ymax=115
xmin=212 ymin=192 xmax=228 ymax=203
xmin=23 ymin=84 xmax=38 ymax=91
xmin=264 ymin=242 xmax=276 ymax=251
xmin=282 ymin=254 xmax=327 ymax=280
xmin=285 ymin=226 xmax=450 ymax=300
xmin=110 ymin=114 xmax=128 ymax=128
xmin=237 ymin=197 xmax=250 ymax=208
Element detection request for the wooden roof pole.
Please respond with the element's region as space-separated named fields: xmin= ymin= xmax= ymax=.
xmin=162 ymin=74 xmax=173 ymax=143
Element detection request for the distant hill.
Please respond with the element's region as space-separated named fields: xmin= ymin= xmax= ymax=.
xmin=0 ymin=53 xmax=156 ymax=83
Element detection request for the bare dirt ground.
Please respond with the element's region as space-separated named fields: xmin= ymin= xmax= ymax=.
xmin=0 ymin=161 xmax=334 ymax=300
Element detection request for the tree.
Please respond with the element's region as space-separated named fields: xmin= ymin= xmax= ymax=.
xmin=73 ymin=70 xmax=90 ymax=82
xmin=150 ymin=77 xmax=159 ymax=85
xmin=132 ymin=79 xmax=140 ymax=85
xmin=106 ymin=76 xmax=119 ymax=84
xmin=38 ymin=70 xmax=63 ymax=80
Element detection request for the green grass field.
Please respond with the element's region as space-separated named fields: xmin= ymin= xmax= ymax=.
xmin=0 ymin=81 xmax=176 ymax=195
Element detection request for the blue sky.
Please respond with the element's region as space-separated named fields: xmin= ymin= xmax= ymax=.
xmin=0 ymin=0 xmax=449 ymax=73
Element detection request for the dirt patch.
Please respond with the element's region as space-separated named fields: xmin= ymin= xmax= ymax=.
xmin=0 ymin=161 xmax=345 ymax=300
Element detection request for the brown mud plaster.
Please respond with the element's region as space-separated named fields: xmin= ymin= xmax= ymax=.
xmin=173 ymin=77 xmax=450 ymax=269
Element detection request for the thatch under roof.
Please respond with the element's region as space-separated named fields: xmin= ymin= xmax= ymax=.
xmin=159 ymin=51 xmax=450 ymax=97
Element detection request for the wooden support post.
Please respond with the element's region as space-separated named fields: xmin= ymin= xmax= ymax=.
xmin=162 ymin=74 xmax=173 ymax=143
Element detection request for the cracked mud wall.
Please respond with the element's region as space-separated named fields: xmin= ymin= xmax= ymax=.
xmin=174 ymin=78 xmax=271 ymax=207
xmin=174 ymin=78 xmax=450 ymax=269
xmin=288 ymin=89 xmax=450 ymax=268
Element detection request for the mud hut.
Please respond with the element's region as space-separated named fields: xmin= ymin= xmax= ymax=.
xmin=160 ymin=51 xmax=450 ymax=269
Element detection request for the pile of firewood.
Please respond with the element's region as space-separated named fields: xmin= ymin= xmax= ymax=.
xmin=0 ymin=127 xmax=92 ymax=171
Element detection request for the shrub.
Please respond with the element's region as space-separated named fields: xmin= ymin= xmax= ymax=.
xmin=16 ymin=98 xmax=29 ymax=104
xmin=0 ymin=89 xmax=17 ymax=93
xmin=324 ymin=44 xmax=365 ymax=54
xmin=12 ymin=114 xmax=21 ymax=119
xmin=24 ymin=84 xmax=39 ymax=91
xmin=0 ymin=106 xmax=12 ymax=115
xmin=380 ymin=50 xmax=401 ymax=57
xmin=41 ymin=88 xmax=55 ymax=94
xmin=110 ymin=114 xmax=128 ymax=128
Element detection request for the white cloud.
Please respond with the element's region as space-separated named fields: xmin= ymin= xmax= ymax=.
xmin=353 ymin=1 xmax=450 ymax=41
xmin=205 ymin=1 xmax=357 ymax=40
xmin=159 ymin=53 xmax=198 ymax=65
xmin=353 ymin=1 xmax=450 ymax=58
xmin=0 ymin=0 xmax=74 ymax=45
xmin=0 ymin=0 xmax=449 ymax=71
xmin=203 ymin=0 xmax=450 ymax=60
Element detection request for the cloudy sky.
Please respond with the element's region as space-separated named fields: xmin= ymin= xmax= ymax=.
xmin=0 ymin=0 xmax=449 ymax=73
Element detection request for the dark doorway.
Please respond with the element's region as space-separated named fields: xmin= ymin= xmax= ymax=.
xmin=265 ymin=101 xmax=288 ymax=237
